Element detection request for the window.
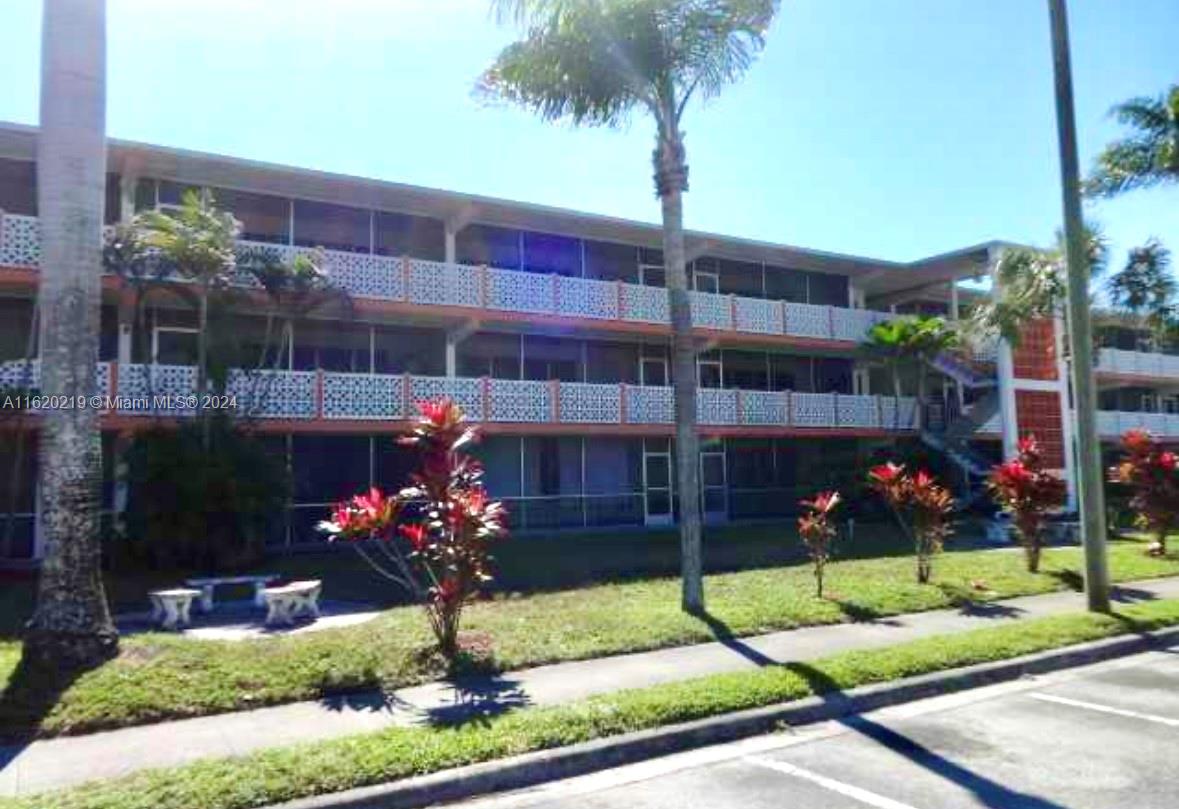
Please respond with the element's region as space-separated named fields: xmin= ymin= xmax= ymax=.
xmin=522 ymin=231 xmax=582 ymax=276
xmin=722 ymin=350 xmax=768 ymax=390
xmin=522 ymin=336 xmax=582 ymax=381
xmin=457 ymin=332 xmax=521 ymax=378
xmin=639 ymin=347 xmax=669 ymax=386
xmin=153 ymin=327 xmax=198 ymax=365
xmin=815 ymin=358 xmax=853 ymax=393
xmin=769 ymin=355 xmax=812 ymax=391
xmin=808 ymin=272 xmax=850 ymax=307
xmin=639 ymin=263 xmax=665 ymax=287
xmin=586 ymin=341 xmax=639 ymax=384
xmin=293 ymin=200 xmax=369 ymax=253
xmin=697 ymin=350 xmax=722 ymax=388
xmin=374 ymin=211 xmax=445 ymax=260
xmin=455 ymin=224 xmax=521 ymax=269
xmin=764 ymin=264 xmax=808 ymax=303
xmin=1141 ymin=393 xmax=1159 ymax=413
xmin=373 ymin=327 xmax=445 ymax=375
xmin=292 ymin=322 xmax=371 ymax=372
xmin=0 ymin=159 xmax=36 ymax=215
xmin=692 ymin=266 xmax=719 ymax=294
xmin=583 ymin=239 xmax=638 ymax=282
xmin=213 ymin=187 xmax=290 ymax=244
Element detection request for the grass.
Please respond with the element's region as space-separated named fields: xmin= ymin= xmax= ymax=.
xmin=2 ymin=533 xmax=1178 ymax=741
xmin=4 ymin=597 xmax=1179 ymax=809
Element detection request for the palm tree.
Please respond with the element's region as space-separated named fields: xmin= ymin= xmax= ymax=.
xmin=136 ymin=189 xmax=240 ymax=403
xmin=863 ymin=315 xmax=958 ymax=430
xmin=482 ymin=0 xmax=778 ymax=613
xmin=967 ymin=225 xmax=1107 ymax=347
xmin=23 ymin=0 xmax=118 ymax=669
xmin=1107 ymin=239 xmax=1174 ymax=337
xmin=1084 ymin=85 xmax=1179 ymax=198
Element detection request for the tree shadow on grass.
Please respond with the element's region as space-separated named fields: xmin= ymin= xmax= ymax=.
xmin=782 ymin=661 xmax=1070 ymax=809
xmin=0 ymin=652 xmax=93 ymax=769
xmin=828 ymin=599 xmax=903 ymax=626
xmin=694 ymin=610 xmax=779 ymax=667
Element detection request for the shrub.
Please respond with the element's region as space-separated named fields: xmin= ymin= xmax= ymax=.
xmin=124 ymin=415 xmax=289 ymax=570
xmin=797 ymin=491 xmax=841 ymax=597
xmin=987 ymin=436 xmax=1067 ymax=572
xmin=868 ymin=462 xmax=954 ymax=583
xmin=1109 ymin=429 xmax=1179 ymax=556
xmin=320 ymin=400 xmax=506 ymax=660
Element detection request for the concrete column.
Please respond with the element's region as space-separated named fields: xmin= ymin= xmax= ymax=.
xmin=445 ymin=336 xmax=457 ymax=377
xmin=1054 ymin=313 xmax=1078 ymax=509
xmin=949 ymin=282 xmax=960 ymax=321
xmin=118 ymin=173 xmax=137 ymax=222
xmin=445 ymin=227 xmax=457 ymax=264
xmin=117 ymin=300 xmax=133 ymax=365
xmin=996 ymin=338 xmax=1019 ymax=460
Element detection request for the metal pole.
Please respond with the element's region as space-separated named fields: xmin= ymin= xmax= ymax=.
xmin=1047 ymin=0 xmax=1111 ymax=612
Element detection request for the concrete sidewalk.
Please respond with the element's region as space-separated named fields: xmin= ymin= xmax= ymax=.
xmin=4 ymin=577 xmax=1179 ymax=798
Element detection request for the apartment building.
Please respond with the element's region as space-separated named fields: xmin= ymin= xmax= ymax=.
xmin=2 ymin=122 xmax=1172 ymax=564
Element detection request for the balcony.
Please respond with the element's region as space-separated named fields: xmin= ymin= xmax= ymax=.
xmin=0 ymin=213 xmax=891 ymax=344
xmin=0 ymin=359 xmax=918 ymax=432
xmin=1095 ymin=347 xmax=1179 ymax=381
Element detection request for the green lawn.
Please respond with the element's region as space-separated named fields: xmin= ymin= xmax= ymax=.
xmin=6 ymin=597 xmax=1179 ymax=809
xmin=2 ymin=534 xmax=1177 ymax=740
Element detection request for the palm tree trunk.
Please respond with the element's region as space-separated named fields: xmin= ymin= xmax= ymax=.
xmin=655 ymin=127 xmax=704 ymax=613
xmin=24 ymin=0 xmax=118 ymax=669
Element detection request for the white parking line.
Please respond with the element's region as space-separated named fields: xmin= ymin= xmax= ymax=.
xmin=1029 ymin=693 xmax=1179 ymax=727
xmin=745 ymin=756 xmax=922 ymax=809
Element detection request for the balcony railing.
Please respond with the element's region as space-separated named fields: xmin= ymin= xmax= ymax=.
xmin=1096 ymin=347 xmax=1179 ymax=380
xmin=1 ymin=213 xmax=892 ymax=343
xmin=0 ymin=359 xmax=918 ymax=431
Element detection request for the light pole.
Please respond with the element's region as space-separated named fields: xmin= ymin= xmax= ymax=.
xmin=1047 ymin=0 xmax=1111 ymax=612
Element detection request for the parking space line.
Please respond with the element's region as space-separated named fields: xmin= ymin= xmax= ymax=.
xmin=745 ymin=756 xmax=922 ymax=809
xmin=1029 ymin=693 xmax=1179 ymax=727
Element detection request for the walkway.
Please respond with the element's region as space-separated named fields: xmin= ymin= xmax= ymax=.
xmin=3 ymin=577 xmax=1179 ymax=798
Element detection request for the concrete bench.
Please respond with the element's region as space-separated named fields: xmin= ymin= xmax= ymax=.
xmin=184 ymin=574 xmax=278 ymax=612
xmin=262 ymin=580 xmax=322 ymax=627
xmin=148 ymin=588 xmax=202 ymax=630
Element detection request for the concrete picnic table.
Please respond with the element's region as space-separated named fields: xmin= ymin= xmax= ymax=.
xmin=183 ymin=574 xmax=279 ymax=612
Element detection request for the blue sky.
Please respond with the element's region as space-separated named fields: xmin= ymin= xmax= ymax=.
xmin=0 ymin=0 xmax=1175 ymax=267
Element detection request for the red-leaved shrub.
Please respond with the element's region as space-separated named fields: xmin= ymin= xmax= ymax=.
xmin=987 ymin=436 xmax=1067 ymax=572
xmin=1109 ymin=429 xmax=1179 ymax=556
xmin=320 ymin=399 xmax=506 ymax=659
xmin=868 ymin=463 xmax=954 ymax=583
xmin=798 ymin=491 xmax=841 ymax=598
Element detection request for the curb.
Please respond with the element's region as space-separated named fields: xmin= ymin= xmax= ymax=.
xmin=269 ymin=624 xmax=1179 ymax=809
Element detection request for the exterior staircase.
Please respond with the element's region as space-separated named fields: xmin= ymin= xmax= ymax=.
xmin=920 ymin=390 xmax=1001 ymax=509
xmin=929 ymin=351 xmax=997 ymax=389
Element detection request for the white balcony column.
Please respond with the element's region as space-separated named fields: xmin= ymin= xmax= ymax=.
xmin=949 ymin=281 xmax=960 ymax=321
xmin=1054 ymin=313 xmax=1078 ymax=509
xmin=992 ymin=263 xmax=1020 ymax=460
xmin=117 ymin=299 xmax=133 ymax=366
xmin=118 ymin=172 xmax=138 ymax=222
xmin=445 ymin=337 xmax=457 ymax=377
xmin=445 ymin=228 xmax=456 ymax=264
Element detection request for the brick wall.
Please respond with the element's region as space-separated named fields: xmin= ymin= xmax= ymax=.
xmin=1015 ymin=390 xmax=1065 ymax=468
xmin=1012 ymin=319 xmax=1058 ymax=381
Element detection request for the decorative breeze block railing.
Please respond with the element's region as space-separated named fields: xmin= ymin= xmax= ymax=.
xmin=559 ymin=382 xmax=621 ymax=423
xmin=321 ymin=372 xmax=401 ymax=420
xmin=1096 ymin=348 xmax=1179 ymax=380
xmin=0 ymin=214 xmax=901 ymax=343
xmin=4 ymin=357 xmax=920 ymax=432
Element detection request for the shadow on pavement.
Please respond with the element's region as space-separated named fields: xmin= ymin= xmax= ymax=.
xmin=695 ymin=610 xmax=778 ymax=667
xmin=784 ymin=661 xmax=1071 ymax=809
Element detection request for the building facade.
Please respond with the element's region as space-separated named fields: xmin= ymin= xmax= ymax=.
xmin=1 ymin=123 xmax=1172 ymax=565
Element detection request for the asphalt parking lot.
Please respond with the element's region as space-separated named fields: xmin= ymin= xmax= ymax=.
xmin=452 ymin=645 xmax=1179 ymax=809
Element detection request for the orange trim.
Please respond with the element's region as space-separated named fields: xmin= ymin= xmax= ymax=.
xmin=481 ymin=376 xmax=491 ymax=420
xmin=314 ymin=369 xmax=324 ymax=419
xmin=401 ymin=373 xmax=412 ymax=419
xmin=107 ymin=362 xmax=119 ymax=411
xmin=728 ymin=294 xmax=738 ymax=330
xmin=619 ymin=382 xmax=628 ymax=423
xmin=616 ymin=279 xmax=626 ymax=319
xmin=400 ymin=255 xmax=411 ymax=301
xmin=735 ymin=388 xmax=745 ymax=424
xmin=549 ymin=379 xmax=560 ymax=421
xmin=479 ymin=264 xmax=489 ymax=308
xmin=550 ymin=273 xmax=559 ymax=313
